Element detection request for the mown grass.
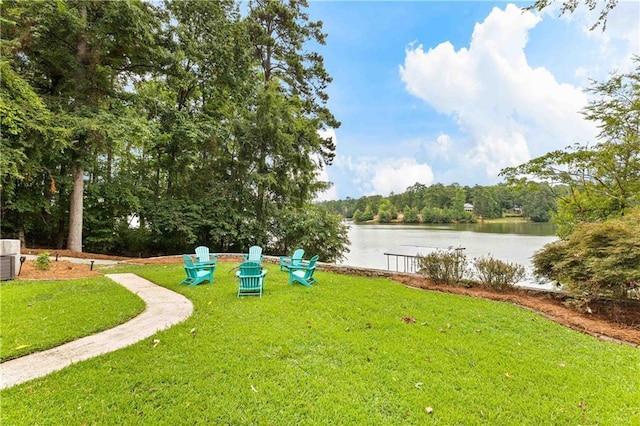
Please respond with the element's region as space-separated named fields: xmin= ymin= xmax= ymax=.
xmin=0 ymin=277 xmax=145 ymax=361
xmin=1 ymin=262 xmax=639 ymax=425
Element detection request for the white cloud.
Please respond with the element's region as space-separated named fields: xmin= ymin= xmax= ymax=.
xmin=330 ymin=155 xmax=434 ymax=197
xmin=371 ymin=158 xmax=434 ymax=196
xmin=399 ymin=3 xmax=599 ymax=180
xmin=581 ymin=2 xmax=639 ymax=77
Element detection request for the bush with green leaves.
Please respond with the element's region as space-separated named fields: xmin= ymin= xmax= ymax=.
xmin=402 ymin=206 xmax=420 ymax=223
xmin=270 ymin=204 xmax=349 ymax=263
xmin=417 ymin=249 xmax=468 ymax=285
xmin=34 ymin=252 xmax=50 ymax=271
xmin=533 ymin=209 xmax=640 ymax=300
xmin=473 ymin=255 xmax=525 ymax=290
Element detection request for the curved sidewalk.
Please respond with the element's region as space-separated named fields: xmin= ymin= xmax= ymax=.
xmin=1 ymin=273 xmax=193 ymax=390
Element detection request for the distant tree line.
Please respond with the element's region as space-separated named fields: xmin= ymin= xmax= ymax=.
xmin=318 ymin=182 xmax=558 ymax=224
xmin=0 ymin=0 xmax=349 ymax=261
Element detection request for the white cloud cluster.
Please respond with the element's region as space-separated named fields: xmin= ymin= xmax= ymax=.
xmin=371 ymin=159 xmax=434 ymax=196
xmin=562 ymin=1 xmax=639 ymax=77
xmin=399 ymin=3 xmax=599 ymax=180
xmin=333 ymin=155 xmax=434 ymax=197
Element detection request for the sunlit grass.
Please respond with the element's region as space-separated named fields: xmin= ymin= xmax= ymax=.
xmin=1 ymin=263 xmax=638 ymax=424
xmin=0 ymin=277 xmax=145 ymax=361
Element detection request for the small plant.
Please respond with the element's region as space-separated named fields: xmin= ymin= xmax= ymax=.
xmin=417 ymin=250 xmax=468 ymax=285
xmin=34 ymin=252 xmax=51 ymax=271
xmin=473 ymin=255 xmax=525 ymax=290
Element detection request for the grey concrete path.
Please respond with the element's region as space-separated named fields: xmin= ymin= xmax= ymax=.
xmin=0 ymin=273 xmax=193 ymax=390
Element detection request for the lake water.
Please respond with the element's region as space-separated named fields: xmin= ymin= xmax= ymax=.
xmin=338 ymin=222 xmax=558 ymax=289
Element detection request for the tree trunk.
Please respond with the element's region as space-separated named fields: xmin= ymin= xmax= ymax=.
xmin=67 ymin=164 xmax=84 ymax=252
xmin=66 ymin=2 xmax=88 ymax=253
xmin=18 ymin=227 xmax=26 ymax=249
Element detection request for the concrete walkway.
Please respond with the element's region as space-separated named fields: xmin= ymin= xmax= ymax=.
xmin=0 ymin=273 xmax=193 ymax=390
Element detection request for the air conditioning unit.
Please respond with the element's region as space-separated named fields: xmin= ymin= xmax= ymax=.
xmin=0 ymin=255 xmax=15 ymax=280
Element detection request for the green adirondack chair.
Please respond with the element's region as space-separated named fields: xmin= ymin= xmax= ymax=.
xmin=288 ymin=255 xmax=318 ymax=287
xmin=195 ymin=246 xmax=217 ymax=272
xmin=180 ymin=255 xmax=214 ymax=286
xmin=242 ymin=245 xmax=263 ymax=263
xmin=279 ymin=248 xmax=305 ymax=271
xmin=236 ymin=261 xmax=267 ymax=297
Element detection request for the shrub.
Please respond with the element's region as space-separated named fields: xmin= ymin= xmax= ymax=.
xmin=417 ymin=250 xmax=468 ymax=285
xmin=473 ymin=255 xmax=525 ymax=290
xmin=34 ymin=252 xmax=51 ymax=271
xmin=533 ymin=209 xmax=640 ymax=300
xmin=402 ymin=206 xmax=420 ymax=223
xmin=377 ymin=209 xmax=392 ymax=223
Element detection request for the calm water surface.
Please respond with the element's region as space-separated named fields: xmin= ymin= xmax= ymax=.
xmin=338 ymin=222 xmax=558 ymax=289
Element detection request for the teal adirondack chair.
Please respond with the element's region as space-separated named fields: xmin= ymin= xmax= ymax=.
xmin=236 ymin=261 xmax=267 ymax=297
xmin=279 ymin=248 xmax=305 ymax=271
xmin=195 ymin=246 xmax=217 ymax=272
xmin=181 ymin=255 xmax=214 ymax=286
xmin=288 ymin=255 xmax=318 ymax=287
xmin=243 ymin=245 xmax=263 ymax=263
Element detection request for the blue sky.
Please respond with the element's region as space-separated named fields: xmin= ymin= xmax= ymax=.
xmin=306 ymin=1 xmax=640 ymax=200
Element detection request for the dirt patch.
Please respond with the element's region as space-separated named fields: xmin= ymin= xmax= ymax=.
xmin=17 ymin=260 xmax=103 ymax=280
xmin=22 ymin=249 xmax=132 ymax=262
xmin=16 ymin=249 xmax=640 ymax=347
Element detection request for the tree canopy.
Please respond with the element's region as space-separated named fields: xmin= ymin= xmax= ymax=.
xmin=0 ymin=0 xmax=347 ymax=261
xmin=501 ymin=60 xmax=640 ymax=237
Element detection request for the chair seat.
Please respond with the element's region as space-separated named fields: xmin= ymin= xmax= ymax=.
xmin=288 ymin=255 xmax=318 ymax=287
xmin=180 ymin=254 xmax=214 ymax=286
xmin=292 ymin=270 xmax=306 ymax=279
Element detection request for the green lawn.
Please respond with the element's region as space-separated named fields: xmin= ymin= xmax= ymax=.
xmin=1 ymin=263 xmax=638 ymax=425
xmin=0 ymin=277 xmax=145 ymax=361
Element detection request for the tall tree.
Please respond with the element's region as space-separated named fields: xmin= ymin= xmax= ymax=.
xmin=245 ymin=0 xmax=340 ymax=229
xmin=6 ymin=0 xmax=161 ymax=251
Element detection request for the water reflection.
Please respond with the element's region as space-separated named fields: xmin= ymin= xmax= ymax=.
xmin=339 ymin=222 xmax=558 ymax=289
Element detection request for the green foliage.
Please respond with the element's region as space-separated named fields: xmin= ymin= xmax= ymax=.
xmin=402 ymin=206 xmax=420 ymax=223
xmin=519 ymin=183 xmax=556 ymax=222
xmin=417 ymin=250 xmax=468 ymax=285
xmin=33 ymin=252 xmax=51 ymax=271
xmin=533 ymin=209 xmax=640 ymax=300
xmin=471 ymin=185 xmax=502 ymax=219
xmin=377 ymin=199 xmax=397 ymax=223
xmin=360 ymin=204 xmax=375 ymax=222
xmin=270 ymin=204 xmax=349 ymax=263
xmin=351 ymin=209 xmax=363 ymax=222
xmin=473 ymin=255 xmax=526 ymax=290
xmin=318 ymin=181 xmax=551 ymax=225
xmin=1 ymin=0 xmax=342 ymax=257
xmin=420 ymin=207 xmax=453 ymax=223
